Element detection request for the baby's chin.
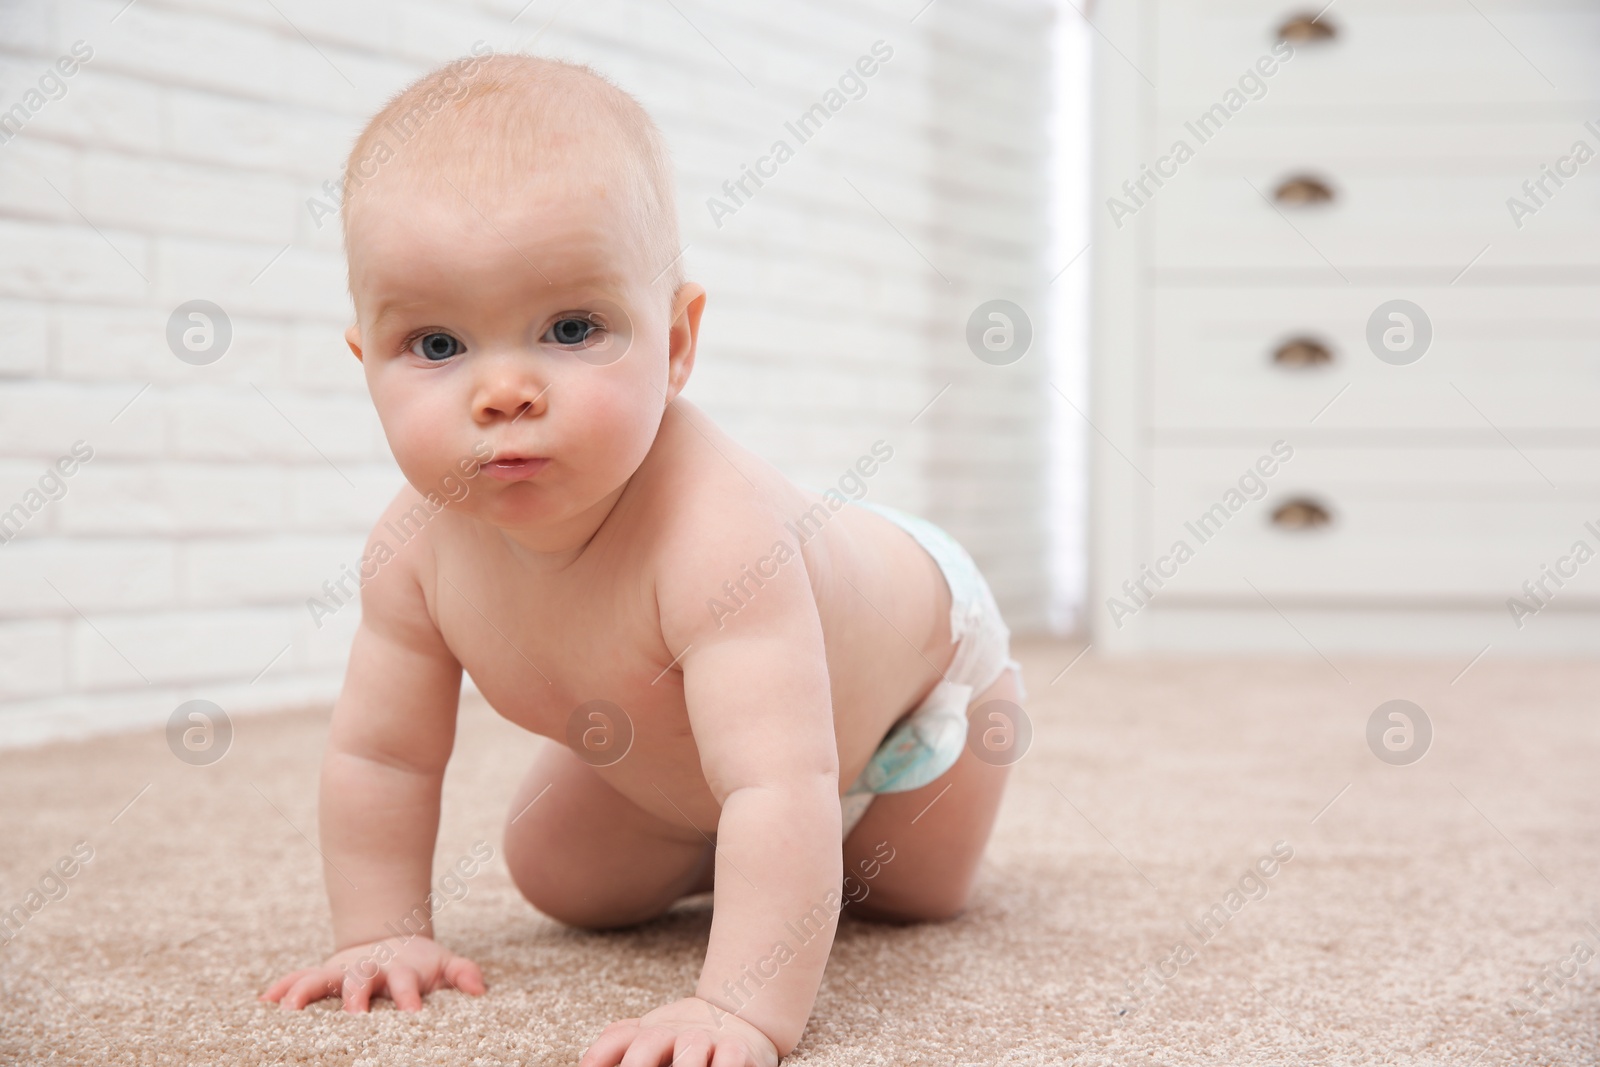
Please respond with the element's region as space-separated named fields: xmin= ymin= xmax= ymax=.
xmin=461 ymin=487 xmax=560 ymax=531
xmin=422 ymin=469 xmax=599 ymax=536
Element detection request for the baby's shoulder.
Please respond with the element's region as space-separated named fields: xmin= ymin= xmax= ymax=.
xmin=339 ymin=483 xmax=457 ymax=649
xmin=640 ymin=449 xmax=796 ymax=573
xmin=638 ymin=405 xmax=816 ymax=629
xmin=639 ymin=402 xmax=794 ymax=541
xmin=364 ymin=482 xmax=451 ymax=570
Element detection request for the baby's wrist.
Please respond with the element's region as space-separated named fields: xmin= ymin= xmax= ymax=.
xmin=332 ymin=916 xmax=433 ymax=953
xmin=693 ymin=984 xmax=801 ymax=1057
xmin=692 ymin=995 xmax=787 ymax=1059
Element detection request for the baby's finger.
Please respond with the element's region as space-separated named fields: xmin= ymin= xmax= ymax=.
xmin=281 ymin=971 xmax=341 ymax=1010
xmin=671 ymin=1030 xmax=713 ymax=1067
xmin=709 ymin=1041 xmax=752 ymax=1067
xmin=341 ymin=967 xmax=378 ymax=1013
xmin=261 ymin=969 xmax=314 ymax=1002
xmin=387 ymin=965 xmax=424 ymax=1012
xmin=579 ymin=1020 xmax=640 ymax=1067
xmin=443 ymin=954 xmax=486 ymax=996
xmin=618 ymin=1026 xmax=676 ymax=1067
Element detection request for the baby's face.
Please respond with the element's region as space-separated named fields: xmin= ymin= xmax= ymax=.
xmin=344 ymin=167 xmax=698 ymax=542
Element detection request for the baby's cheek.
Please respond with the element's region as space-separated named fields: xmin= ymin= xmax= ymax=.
xmin=570 ymin=375 xmax=660 ymax=461
xmin=384 ymin=399 xmax=462 ymax=487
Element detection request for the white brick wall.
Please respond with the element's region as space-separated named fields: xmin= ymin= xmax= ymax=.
xmin=0 ymin=0 xmax=1057 ymax=746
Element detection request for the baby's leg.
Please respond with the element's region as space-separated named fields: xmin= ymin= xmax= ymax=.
xmin=504 ymin=742 xmax=713 ymax=929
xmin=839 ymin=666 xmax=1019 ymax=923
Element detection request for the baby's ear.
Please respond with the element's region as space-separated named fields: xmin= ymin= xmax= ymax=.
xmin=665 ymin=282 xmax=706 ymax=402
xmin=344 ymin=324 xmax=364 ymax=362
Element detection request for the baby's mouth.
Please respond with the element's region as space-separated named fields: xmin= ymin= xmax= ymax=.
xmin=481 ymin=456 xmax=550 ymax=482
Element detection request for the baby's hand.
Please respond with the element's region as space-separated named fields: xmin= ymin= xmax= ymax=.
xmin=261 ymin=935 xmax=486 ymax=1012
xmin=579 ymin=997 xmax=780 ymax=1067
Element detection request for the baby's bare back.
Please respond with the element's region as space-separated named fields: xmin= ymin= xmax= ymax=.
xmin=410 ymin=400 xmax=954 ymax=832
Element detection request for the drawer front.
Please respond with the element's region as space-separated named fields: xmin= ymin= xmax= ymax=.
xmin=1138 ymin=446 xmax=1600 ymax=602
xmin=1149 ymin=286 xmax=1600 ymax=433
xmin=1141 ymin=119 xmax=1600 ymax=272
xmin=1153 ymin=1 xmax=1600 ymax=110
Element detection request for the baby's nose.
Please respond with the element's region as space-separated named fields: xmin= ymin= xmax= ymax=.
xmin=472 ymin=364 xmax=549 ymax=423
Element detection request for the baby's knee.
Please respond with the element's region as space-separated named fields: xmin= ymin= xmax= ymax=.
xmin=849 ymin=883 xmax=971 ymax=925
xmin=507 ymin=857 xmax=662 ymax=930
xmin=503 ymin=819 xmax=684 ymax=930
xmin=503 ymin=812 xmax=584 ymax=924
xmin=520 ymin=888 xmax=633 ymax=931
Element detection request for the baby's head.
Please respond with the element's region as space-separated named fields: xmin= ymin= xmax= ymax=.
xmin=341 ymin=51 xmax=704 ymax=539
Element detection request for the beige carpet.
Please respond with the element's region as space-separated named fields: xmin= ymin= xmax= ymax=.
xmin=3 ymin=638 xmax=1597 ymax=1065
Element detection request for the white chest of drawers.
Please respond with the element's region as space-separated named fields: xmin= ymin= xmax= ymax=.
xmin=1089 ymin=0 xmax=1600 ymax=656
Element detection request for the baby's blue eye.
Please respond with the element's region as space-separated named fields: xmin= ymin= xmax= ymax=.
xmin=412 ymin=332 xmax=463 ymax=361
xmin=547 ymin=317 xmax=599 ymax=346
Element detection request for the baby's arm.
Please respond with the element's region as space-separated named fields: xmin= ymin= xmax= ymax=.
xmin=683 ymin=619 xmax=843 ymax=1047
xmin=263 ymin=499 xmax=485 ymax=1011
xmin=582 ymin=515 xmax=842 ymax=1065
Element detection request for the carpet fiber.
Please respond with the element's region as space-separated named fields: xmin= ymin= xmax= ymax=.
xmin=3 ymin=638 xmax=1597 ymax=1065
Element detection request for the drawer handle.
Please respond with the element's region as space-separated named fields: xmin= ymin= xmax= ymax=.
xmin=1277 ymin=13 xmax=1337 ymax=43
xmin=1271 ymin=498 xmax=1332 ymax=530
xmin=1272 ymin=337 xmax=1333 ymax=367
xmin=1273 ymin=175 xmax=1335 ymax=206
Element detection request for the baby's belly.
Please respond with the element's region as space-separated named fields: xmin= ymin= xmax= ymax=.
xmin=474 ymin=663 xmax=730 ymax=832
xmin=453 ymin=499 xmax=955 ymax=829
xmin=473 ymin=635 xmax=947 ymax=838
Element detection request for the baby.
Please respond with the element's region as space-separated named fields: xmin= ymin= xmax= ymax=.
xmin=262 ymin=51 xmax=1026 ymax=1067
